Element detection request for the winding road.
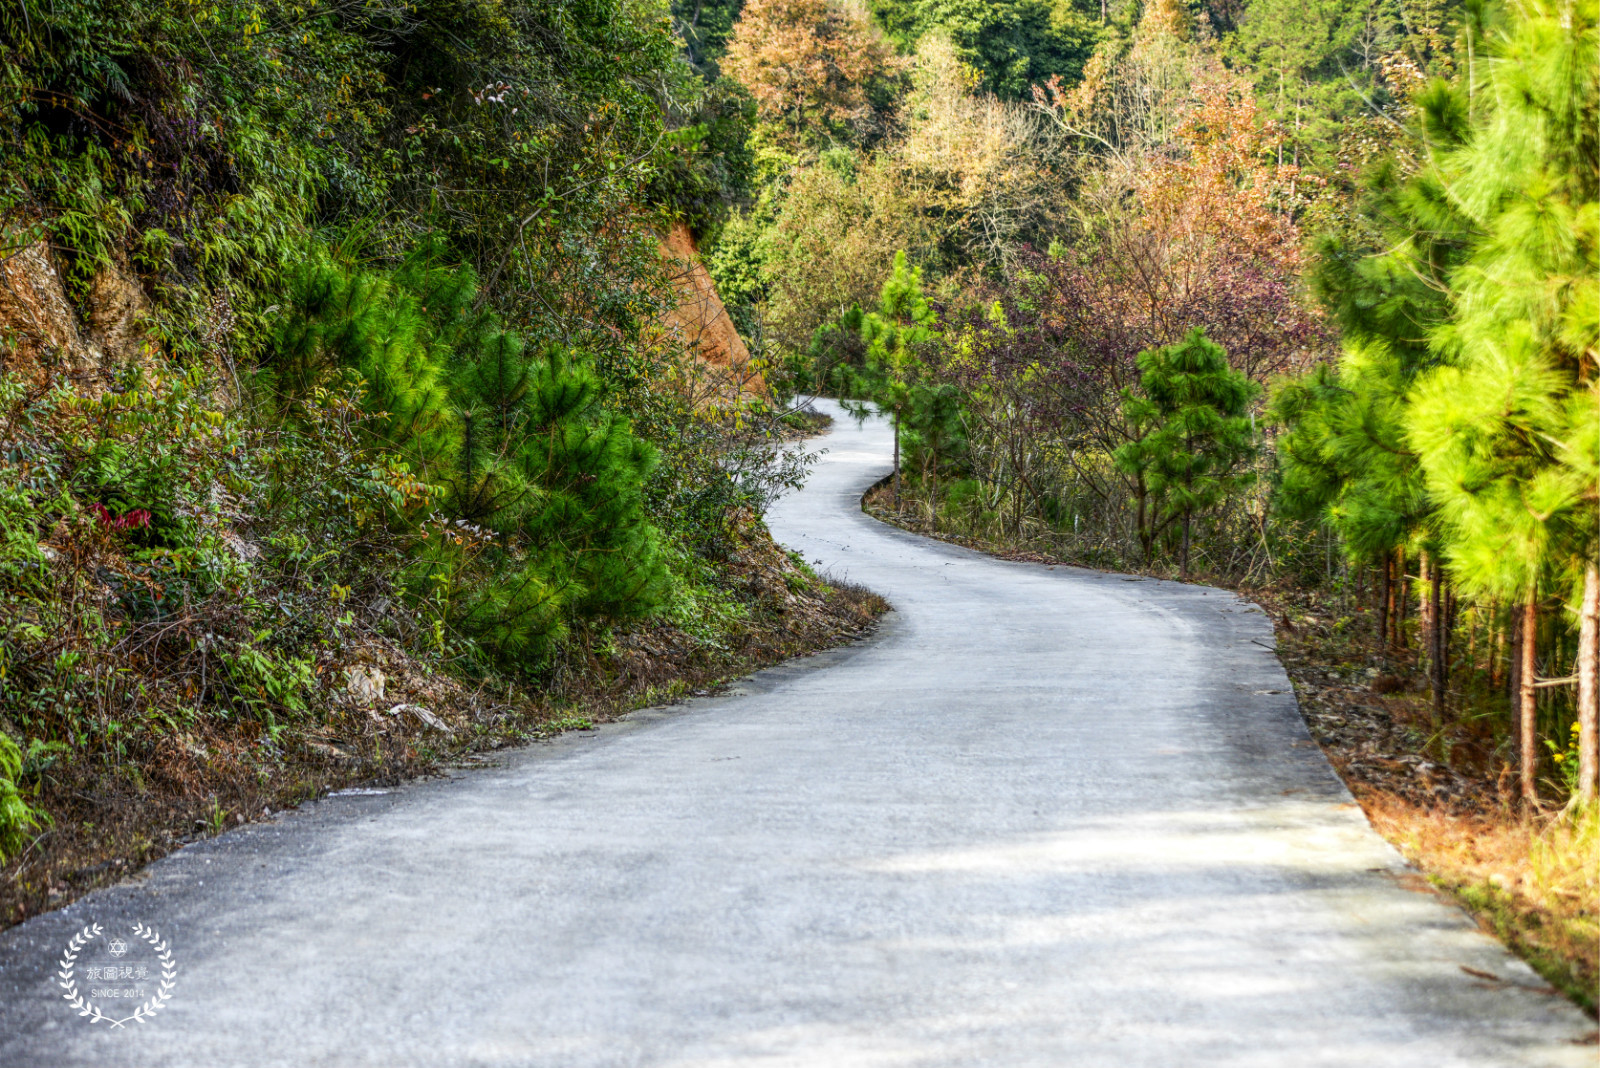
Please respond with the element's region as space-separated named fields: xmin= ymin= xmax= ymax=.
xmin=0 ymin=400 xmax=1592 ymax=1066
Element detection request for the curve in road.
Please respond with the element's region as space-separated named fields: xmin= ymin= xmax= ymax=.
xmin=0 ymin=400 xmax=1592 ymax=1067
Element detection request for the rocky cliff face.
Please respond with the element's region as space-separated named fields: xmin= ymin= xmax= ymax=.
xmin=0 ymin=240 xmax=158 ymax=389
xmin=656 ymin=222 xmax=765 ymax=403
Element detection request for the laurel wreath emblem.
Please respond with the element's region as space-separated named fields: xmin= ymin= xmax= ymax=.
xmin=57 ymin=922 xmax=178 ymax=1027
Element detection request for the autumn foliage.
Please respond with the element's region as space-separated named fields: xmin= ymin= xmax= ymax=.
xmin=723 ymin=0 xmax=899 ymax=141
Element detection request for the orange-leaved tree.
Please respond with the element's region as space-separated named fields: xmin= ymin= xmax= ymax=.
xmin=723 ymin=0 xmax=898 ymax=144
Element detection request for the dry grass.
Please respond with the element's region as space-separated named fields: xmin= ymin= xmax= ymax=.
xmin=1360 ymin=794 xmax=1598 ymax=1012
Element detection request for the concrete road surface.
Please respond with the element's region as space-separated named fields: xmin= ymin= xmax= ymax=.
xmin=0 ymin=400 xmax=1592 ymax=1067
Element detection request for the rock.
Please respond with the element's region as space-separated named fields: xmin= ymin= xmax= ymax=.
xmin=389 ymin=703 xmax=451 ymax=733
xmin=345 ymin=665 xmax=387 ymax=705
xmin=307 ymin=740 xmax=357 ymax=762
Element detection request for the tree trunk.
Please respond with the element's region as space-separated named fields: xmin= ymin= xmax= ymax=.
xmin=1013 ymin=470 xmax=1023 ymax=541
xmin=1379 ymin=554 xmax=1391 ymax=649
xmin=892 ymin=408 xmax=901 ymax=508
xmin=1489 ymin=598 xmax=1505 ymax=689
xmin=1467 ymin=606 xmax=1478 ymax=675
xmin=1578 ymin=562 xmax=1598 ymax=804
xmin=1429 ymin=560 xmax=1446 ymax=724
xmin=1509 ymin=604 xmax=1523 ymax=726
xmin=1444 ymin=585 xmax=1457 ymax=689
xmin=1135 ymin=477 xmax=1152 ymax=563
xmin=1419 ymin=551 xmax=1434 ymax=676
xmin=1180 ymin=512 xmax=1192 ymax=576
xmin=1396 ymin=546 xmax=1409 ymax=649
xmin=1519 ymin=597 xmax=1539 ymax=805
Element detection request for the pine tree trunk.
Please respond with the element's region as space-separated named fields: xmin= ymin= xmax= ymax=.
xmin=892 ymin=409 xmax=901 ymax=508
xmin=1467 ymin=606 xmax=1478 ymax=675
xmin=1519 ymin=597 xmax=1539 ymax=805
xmin=1379 ymin=554 xmax=1391 ymax=649
xmin=1396 ymin=546 xmax=1409 ymax=650
xmin=1509 ymin=604 xmax=1523 ymax=729
xmin=1180 ymin=512 xmax=1192 ymax=576
xmin=1430 ymin=563 xmax=1446 ymax=725
xmin=1489 ymin=598 xmax=1505 ymax=689
xmin=1445 ymin=584 xmax=1457 ymax=682
xmin=1577 ymin=562 xmax=1598 ymax=804
xmin=1136 ymin=477 xmax=1151 ymax=563
xmin=1419 ymin=550 xmax=1434 ymax=677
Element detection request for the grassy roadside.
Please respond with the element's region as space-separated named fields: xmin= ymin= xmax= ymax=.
xmin=862 ymin=483 xmax=1598 ymax=1017
xmin=1 ymin=517 xmax=885 ymax=930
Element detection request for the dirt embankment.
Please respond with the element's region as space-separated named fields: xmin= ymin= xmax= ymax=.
xmin=656 ymin=222 xmax=765 ymax=404
xmin=0 ymin=239 xmax=159 ymax=386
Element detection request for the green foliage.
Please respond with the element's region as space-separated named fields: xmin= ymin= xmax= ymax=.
xmin=648 ymin=67 xmax=759 ymax=238
xmin=705 ymin=201 xmax=775 ymax=340
xmin=901 ymin=381 xmax=968 ymax=489
xmin=834 ymin=251 xmax=940 ymax=454
xmin=1271 ymin=4 xmax=1486 ymax=569
xmin=0 ymin=731 xmax=48 ymax=863
xmin=269 ymin=247 xmax=671 ymax=669
xmin=1225 ymin=0 xmax=1468 ymax=204
xmin=1270 ymin=343 xmax=1430 ymax=564
xmin=0 ymin=364 xmax=347 ymax=759
xmin=870 ymin=0 xmax=1101 ymax=98
xmin=0 ymin=0 xmax=679 ymax=362
xmin=1115 ymin=328 xmax=1260 ymax=570
xmin=1403 ymin=0 xmax=1598 ymax=608
xmin=674 ymin=0 xmax=749 ymax=73
xmin=1279 ymin=0 xmax=1598 ymax=610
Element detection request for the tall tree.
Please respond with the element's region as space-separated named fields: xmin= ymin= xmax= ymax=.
xmin=1404 ymin=0 xmax=1599 ymax=801
xmin=723 ymin=0 xmax=898 ymax=143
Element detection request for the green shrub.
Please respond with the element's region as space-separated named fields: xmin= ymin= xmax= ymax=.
xmin=268 ymin=246 xmax=671 ymax=670
xmin=0 ymin=732 xmax=47 ymax=863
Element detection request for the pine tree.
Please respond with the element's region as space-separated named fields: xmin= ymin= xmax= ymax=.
xmin=1404 ymin=0 xmax=1599 ymax=800
xmin=836 ymin=250 xmax=940 ymax=503
xmin=1115 ymin=328 xmax=1259 ymax=575
xmin=269 ymin=246 xmax=670 ymax=671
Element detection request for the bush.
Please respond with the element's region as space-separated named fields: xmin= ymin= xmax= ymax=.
xmin=268 ymin=246 xmax=671 ymax=669
xmin=0 ymin=732 xmax=47 ymax=863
